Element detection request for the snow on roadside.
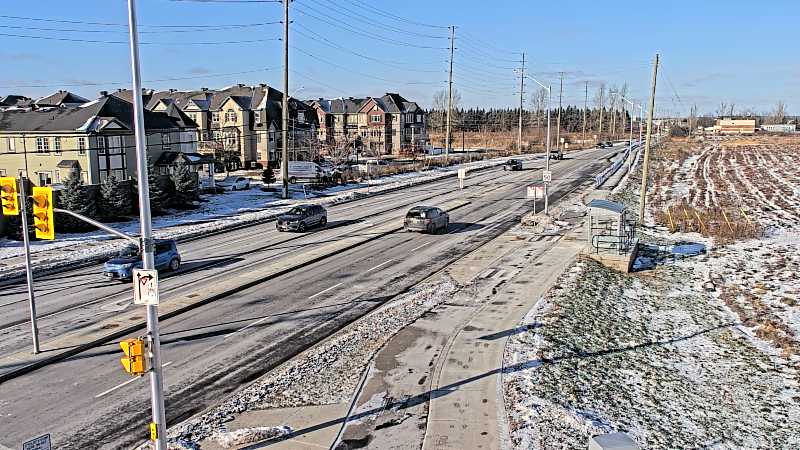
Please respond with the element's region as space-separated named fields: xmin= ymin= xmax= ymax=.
xmin=0 ymin=155 xmax=521 ymax=281
xmin=502 ymin=256 xmax=800 ymax=450
xmin=164 ymin=275 xmax=460 ymax=448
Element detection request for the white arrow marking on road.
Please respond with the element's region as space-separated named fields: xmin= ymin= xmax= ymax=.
xmin=366 ymin=259 xmax=394 ymax=273
xmin=308 ymin=282 xmax=343 ymax=300
xmin=95 ymin=361 xmax=173 ymax=399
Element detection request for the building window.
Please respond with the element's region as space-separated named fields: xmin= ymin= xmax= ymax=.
xmin=0 ymin=169 xmax=6 ymax=176
xmin=371 ymin=114 xmax=381 ymax=123
xmin=98 ymin=135 xmax=127 ymax=182
xmin=225 ymin=109 xmax=236 ymax=123
xmin=162 ymin=133 xmax=171 ymax=150
xmin=406 ymin=113 xmax=414 ymax=122
xmin=297 ymin=111 xmax=305 ymax=123
xmin=78 ymin=137 xmax=86 ymax=155
xmin=36 ymin=137 xmax=49 ymax=153
xmin=254 ymin=110 xmax=261 ymax=124
xmin=224 ymin=132 xmax=237 ymax=148
xmin=188 ymin=112 xmax=197 ymax=122
xmin=54 ymin=170 xmax=61 ymax=184
xmin=54 ymin=137 xmax=62 ymax=155
xmin=38 ymin=171 xmax=52 ymax=186
xmin=268 ymin=131 xmax=275 ymax=143
xmin=81 ymin=171 xmax=89 ymax=183
xmin=257 ymin=133 xmax=262 ymax=144
xmin=212 ymin=112 xmax=220 ymax=123
xmin=212 ymin=130 xmax=222 ymax=141
xmin=416 ymin=114 xmax=423 ymax=123
xmin=6 ymin=137 xmax=15 ymax=153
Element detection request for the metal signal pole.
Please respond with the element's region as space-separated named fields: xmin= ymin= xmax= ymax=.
xmin=126 ymin=1 xmax=167 ymax=448
xmin=517 ymin=52 xmax=525 ymax=154
xmin=639 ymin=53 xmax=660 ymax=223
xmin=17 ymin=178 xmax=40 ymax=354
xmin=445 ymin=25 xmax=455 ymax=164
xmin=281 ymin=0 xmax=290 ymax=199
xmin=555 ymin=72 xmax=563 ymax=152
xmin=582 ymin=81 xmax=588 ymax=146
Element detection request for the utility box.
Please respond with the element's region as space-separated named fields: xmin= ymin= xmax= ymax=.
xmin=585 ymin=199 xmax=638 ymax=272
xmin=588 ymin=432 xmax=640 ymax=450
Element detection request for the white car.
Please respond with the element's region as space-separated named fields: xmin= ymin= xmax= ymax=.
xmin=219 ymin=176 xmax=250 ymax=191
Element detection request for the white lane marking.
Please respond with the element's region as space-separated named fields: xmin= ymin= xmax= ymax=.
xmin=366 ymin=259 xmax=394 ymax=273
xmin=481 ymin=269 xmax=497 ymax=279
xmin=409 ymin=241 xmax=432 ymax=253
xmin=492 ymin=269 xmax=506 ymax=279
xmin=223 ymin=316 xmax=271 ymax=340
xmin=308 ymin=282 xmax=343 ymax=300
xmin=95 ymin=361 xmax=173 ymax=398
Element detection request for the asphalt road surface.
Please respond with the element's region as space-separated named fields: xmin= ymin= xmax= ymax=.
xmin=0 ymin=146 xmax=618 ymax=449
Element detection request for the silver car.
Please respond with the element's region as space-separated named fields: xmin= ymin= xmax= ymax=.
xmin=276 ymin=204 xmax=327 ymax=232
xmin=404 ymin=206 xmax=449 ymax=233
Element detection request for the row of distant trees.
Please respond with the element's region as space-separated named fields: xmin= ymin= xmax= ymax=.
xmin=428 ymin=88 xmax=792 ymax=135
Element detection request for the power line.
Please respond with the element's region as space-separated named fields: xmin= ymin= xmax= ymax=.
xmin=292 ymin=3 xmax=447 ymax=50
xmin=340 ymin=0 xmax=448 ymax=29
xmin=0 ymin=23 xmax=280 ymax=34
xmin=0 ymin=68 xmax=273 ymax=89
xmin=0 ymin=14 xmax=277 ymax=28
xmin=0 ymin=32 xmax=279 ymax=45
xmin=315 ymin=0 xmax=447 ymax=39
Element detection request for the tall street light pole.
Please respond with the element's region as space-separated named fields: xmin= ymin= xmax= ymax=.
xmin=618 ymin=94 xmax=637 ymax=150
xmin=281 ymin=0 xmax=290 ymax=199
xmin=517 ymin=52 xmax=525 ymax=154
xmin=528 ymin=75 xmax=552 ymax=214
xmin=126 ymin=1 xmax=167 ymax=448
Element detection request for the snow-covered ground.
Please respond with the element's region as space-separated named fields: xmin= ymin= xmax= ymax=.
xmin=502 ymin=135 xmax=800 ymax=449
xmin=0 ymin=156 xmax=519 ymax=281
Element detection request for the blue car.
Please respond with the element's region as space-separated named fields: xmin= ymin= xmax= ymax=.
xmin=102 ymin=240 xmax=181 ymax=281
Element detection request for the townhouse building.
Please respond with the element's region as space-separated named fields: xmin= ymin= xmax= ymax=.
xmin=307 ymin=93 xmax=427 ymax=157
xmin=113 ymin=84 xmax=318 ymax=169
xmin=0 ymin=92 xmax=199 ymax=186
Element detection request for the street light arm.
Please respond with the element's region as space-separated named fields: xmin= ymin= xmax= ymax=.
xmin=525 ymin=75 xmax=550 ymax=92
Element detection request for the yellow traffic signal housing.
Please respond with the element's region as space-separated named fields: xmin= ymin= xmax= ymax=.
xmin=31 ymin=186 xmax=54 ymax=240
xmin=120 ymin=338 xmax=147 ymax=376
xmin=0 ymin=177 xmax=19 ymax=216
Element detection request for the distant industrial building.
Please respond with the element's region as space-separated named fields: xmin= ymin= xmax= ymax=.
xmin=712 ymin=118 xmax=756 ymax=135
xmin=761 ymin=124 xmax=796 ymax=133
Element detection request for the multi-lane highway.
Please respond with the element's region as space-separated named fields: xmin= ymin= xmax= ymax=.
xmin=0 ymin=146 xmax=618 ymax=449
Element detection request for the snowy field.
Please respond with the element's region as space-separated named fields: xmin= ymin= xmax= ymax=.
xmin=503 ymin=135 xmax=800 ymax=449
xmin=0 ymin=156 xmax=516 ymax=280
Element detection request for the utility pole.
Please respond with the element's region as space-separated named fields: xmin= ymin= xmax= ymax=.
xmin=445 ymin=25 xmax=455 ymax=164
xmin=598 ymin=88 xmax=605 ymax=139
xmin=545 ymin=85 xmax=552 ymax=214
xmin=610 ymin=91 xmax=617 ymax=142
xmin=639 ymin=53 xmax=660 ymax=223
xmin=126 ymin=1 xmax=167 ymax=448
xmin=281 ymin=0 xmax=290 ymax=199
xmin=517 ymin=52 xmax=525 ymax=154
xmin=555 ymin=72 xmax=563 ymax=152
xmin=582 ymin=81 xmax=588 ymax=146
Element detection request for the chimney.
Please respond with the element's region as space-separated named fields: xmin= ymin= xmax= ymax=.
xmin=99 ymin=90 xmax=108 ymax=97
xmin=169 ymin=88 xmax=177 ymax=93
xmin=237 ymin=83 xmax=245 ymax=88
xmin=201 ymin=87 xmax=208 ymax=92
xmin=117 ymin=88 xmax=124 ymax=92
xmin=259 ymin=83 xmax=267 ymax=88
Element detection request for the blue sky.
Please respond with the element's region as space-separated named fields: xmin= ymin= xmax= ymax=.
xmin=1 ymin=0 xmax=797 ymax=115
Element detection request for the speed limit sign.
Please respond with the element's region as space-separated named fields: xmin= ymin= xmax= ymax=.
xmin=543 ymin=170 xmax=552 ymax=183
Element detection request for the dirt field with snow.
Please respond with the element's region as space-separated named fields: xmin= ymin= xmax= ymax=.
xmin=503 ymin=134 xmax=800 ymax=449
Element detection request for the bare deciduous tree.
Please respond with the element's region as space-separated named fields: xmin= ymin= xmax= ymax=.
xmin=530 ymin=88 xmax=547 ymax=140
xmin=594 ymin=83 xmax=606 ymax=135
xmin=767 ymin=100 xmax=787 ymax=124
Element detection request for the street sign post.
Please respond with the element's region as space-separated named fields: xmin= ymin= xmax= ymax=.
xmin=133 ymin=269 xmax=159 ymax=306
xmin=22 ymin=434 xmax=51 ymax=450
xmin=527 ymin=183 xmax=545 ymax=215
xmin=457 ymin=168 xmax=466 ymax=189
xmin=543 ymin=170 xmax=552 ymax=183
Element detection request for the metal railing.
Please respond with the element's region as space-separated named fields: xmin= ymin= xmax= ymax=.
xmin=590 ymin=221 xmax=638 ymax=255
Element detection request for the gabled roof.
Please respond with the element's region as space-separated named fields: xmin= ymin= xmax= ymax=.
xmin=163 ymin=103 xmax=198 ymax=129
xmin=0 ymin=95 xmax=32 ymax=107
xmin=35 ymin=90 xmax=89 ymax=107
xmin=155 ymin=151 xmax=213 ymax=166
xmin=0 ymin=94 xmax=195 ymax=132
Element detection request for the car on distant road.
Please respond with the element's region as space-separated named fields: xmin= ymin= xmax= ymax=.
xmin=503 ymin=159 xmax=523 ymax=171
xmin=596 ymin=142 xmax=607 ymax=148
xmin=102 ymin=239 xmax=181 ymax=281
xmin=604 ymin=141 xmax=614 ymax=147
xmin=404 ymin=206 xmax=449 ymax=234
xmin=218 ymin=176 xmax=251 ymax=191
xmin=276 ymin=204 xmax=328 ymax=232
xmin=550 ymin=148 xmax=564 ymax=160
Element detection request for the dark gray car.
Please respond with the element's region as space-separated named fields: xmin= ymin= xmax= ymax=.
xmin=404 ymin=206 xmax=449 ymax=233
xmin=503 ymin=159 xmax=523 ymax=171
xmin=276 ymin=204 xmax=327 ymax=232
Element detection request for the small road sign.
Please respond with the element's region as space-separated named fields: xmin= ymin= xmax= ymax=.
xmin=543 ymin=170 xmax=552 ymax=183
xmin=527 ymin=184 xmax=544 ymax=199
xmin=22 ymin=434 xmax=51 ymax=450
xmin=133 ymin=269 xmax=159 ymax=306
xmin=457 ymin=168 xmax=466 ymax=179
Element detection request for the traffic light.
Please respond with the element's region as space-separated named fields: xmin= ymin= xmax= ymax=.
xmin=31 ymin=186 xmax=54 ymax=240
xmin=0 ymin=177 xmax=19 ymax=216
xmin=120 ymin=337 xmax=147 ymax=376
